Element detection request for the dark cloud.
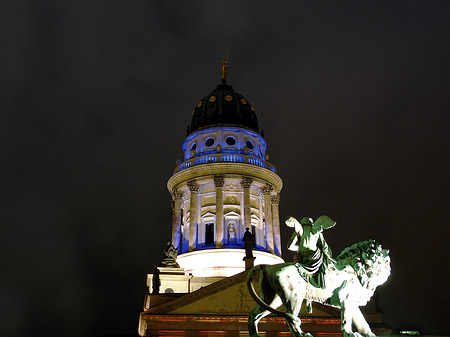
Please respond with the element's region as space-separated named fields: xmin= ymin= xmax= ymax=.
xmin=1 ymin=1 xmax=449 ymax=336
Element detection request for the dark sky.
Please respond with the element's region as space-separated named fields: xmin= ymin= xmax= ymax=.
xmin=2 ymin=1 xmax=449 ymax=337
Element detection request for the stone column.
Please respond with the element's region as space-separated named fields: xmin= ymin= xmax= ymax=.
xmin=171 ymin=189 xmax=183 ymax=251
xmin=257 ymin=194 xmax=263 ymax=247
xmin=271 ymin=193 xmax=281 ymax=257
xmin=240 ymin=177 xmax=253 ymax=232
xmin=187 ymin=180 xmax=199 ymax=251
xmin=262 ymin=184 xmax=274 ymax=253
xmin=214 ymin=176 xmax=225 ymax=248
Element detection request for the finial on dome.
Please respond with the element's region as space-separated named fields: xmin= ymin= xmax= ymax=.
xmin=221 ymin=53 xmax=229 ymax=81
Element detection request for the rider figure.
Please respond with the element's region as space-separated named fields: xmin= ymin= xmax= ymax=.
xmin=286 ymin=216 xmax=336 ymax=289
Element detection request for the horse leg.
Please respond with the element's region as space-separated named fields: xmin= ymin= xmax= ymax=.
xmin=352 ymin=307 xmax=376 ymax=337
xmin=340 ymin=298 xmax=362 ymax=337
xmin=282 ymin=289 xmax=312 ymax=337
xmin=248 ymin=274 xmax=281 ymax=337
xmin=248 ymin=295 xmax=283 ymax=337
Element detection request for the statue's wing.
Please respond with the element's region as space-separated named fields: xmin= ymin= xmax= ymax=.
xmin=313 ymin=215 xmax=336 ymax=231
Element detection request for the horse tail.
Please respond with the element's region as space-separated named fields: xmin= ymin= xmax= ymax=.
xmin=246 ymin=265 xmax=287 ymax=318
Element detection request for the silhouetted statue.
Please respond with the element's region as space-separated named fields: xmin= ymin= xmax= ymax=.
xmin=152 ymin=265 xmax=161 ymax=294
xmin=242 ymin=227 xmax=255 ymax=258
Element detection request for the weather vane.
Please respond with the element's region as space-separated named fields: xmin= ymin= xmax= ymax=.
xmin=221 ymin=53 xmax=229 ymax=80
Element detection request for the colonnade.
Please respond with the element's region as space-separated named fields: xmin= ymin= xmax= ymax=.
xmin=170 ymin=176 xmax=281 ymax=257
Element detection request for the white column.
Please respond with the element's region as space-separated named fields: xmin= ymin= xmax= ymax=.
xmin=258 ymin=193 xmax=263 ymax=247
xmin=171 ymin=189 xmax=183 ymax=251
xmin=187 ymin=180 xmax=199 ymax=251
xmin=214 ymin=176 xmax=225 ymax=248
xmin=240 ymin=177 xmax=253 ymax=233
xmin=262 ymin=184 xmax=274 ymax=253
xmin=271 ymin=193 xmax=281 ymax=257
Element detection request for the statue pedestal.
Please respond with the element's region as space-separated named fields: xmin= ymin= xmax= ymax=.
xmin=243 ymin=256 xmax=256 ymax=270
xmin=157 ymin=266 xmax=185 ymax=275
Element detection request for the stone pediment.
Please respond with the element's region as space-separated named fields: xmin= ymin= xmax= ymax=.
xmin=201 ymin=211 xmax=216 ymax=218
xmin=143 ymin=270 xmax=339 ymax=317
xmin=224 ymin=210 xmax=240 ymax=217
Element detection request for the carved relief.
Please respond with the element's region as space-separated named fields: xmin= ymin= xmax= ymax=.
xmin=181 ymin=191 xmax=190 ymax=202
xmin=223 ymin=183 xmax=243 ymax=192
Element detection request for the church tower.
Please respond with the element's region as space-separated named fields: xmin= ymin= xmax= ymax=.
xmin=139 ymin=63 xmax=345 ymax=337
xmin=167 ymin=61 xmax=284 ymax=277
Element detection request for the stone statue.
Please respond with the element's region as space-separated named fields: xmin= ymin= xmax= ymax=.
xmin=151 ymin=265 xmax=161 ymax=294
xmin=158 ymin=242 xmax=180 ymax=268
xmin=285 ymin=216 xmax=336 ymax=289
xmin=228 ymin=223 xmax=237 ymax=244
xmin=242 ymin=227 xmax=255 ymax=258
xmin=247 ymin=239 xmax=391 ymax=337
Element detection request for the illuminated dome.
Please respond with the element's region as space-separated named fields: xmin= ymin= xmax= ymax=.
xmin=189 ymin=79 xmax=259 ymax=134
xmin=167 ymin=60 xmax=284 ymax=278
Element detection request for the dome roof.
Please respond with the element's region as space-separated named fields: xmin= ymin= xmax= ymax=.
xmin=189 ymin=79 xmax=259 ymax=134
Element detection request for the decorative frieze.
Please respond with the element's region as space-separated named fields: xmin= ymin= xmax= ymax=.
xmin=223 ymin=183 xmax=242 ymax=192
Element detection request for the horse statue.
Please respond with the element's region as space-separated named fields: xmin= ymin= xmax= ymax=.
xmin=247 ymin=239 xmax=391 ymax=337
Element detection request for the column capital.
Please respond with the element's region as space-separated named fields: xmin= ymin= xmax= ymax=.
xmin=240 ymin=177 xmax=253 ymax=189
xmin=187 ymin=180 xmax=200 ymax=192
xmin=214 ymin=175 xmax=225 ymax=188
xmin=271 ymin=193 xmax=280 ymax=204
xmin=261 ymin=184 xmax=273 ymax=195
xmin=172 ymin=189 xmax=183 ymax=199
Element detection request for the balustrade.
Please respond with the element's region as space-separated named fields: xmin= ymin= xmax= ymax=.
xmin=174 ymin=153 xmax=276 ymax=174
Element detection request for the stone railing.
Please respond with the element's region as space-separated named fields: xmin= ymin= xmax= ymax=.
xmin=173 ymin=153 xmax=276 ymax=174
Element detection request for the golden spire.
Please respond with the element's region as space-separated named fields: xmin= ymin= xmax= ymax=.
xmin=221 ymin=53 xmax=229 ymax=80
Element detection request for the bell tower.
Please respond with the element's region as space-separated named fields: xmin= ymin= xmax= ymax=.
xmin=167 ymin=62 xmax=284 ymax=277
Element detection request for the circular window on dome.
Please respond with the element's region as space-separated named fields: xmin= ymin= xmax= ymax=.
xmin=225 ymin=95 xmax=233 ymax=101
xmin=205 ymin=138 xmax=215 ymax=147
xmin=209 ymin=96 xmax=216 ymax=102
xmin=246 ymin=140 xmax=254 ymax=150
xmin=240 ymin=98 xmax=247 ymax=104
xmin=197 ymin=101 xmax=202 ymax=108
xmin=225 ymin=136 xmax=236 ymax=146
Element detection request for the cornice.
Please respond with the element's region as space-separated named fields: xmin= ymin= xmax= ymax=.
xmin=167 ymin=162 xmax=283 ymax=193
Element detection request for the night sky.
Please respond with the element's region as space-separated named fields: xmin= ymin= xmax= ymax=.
xmin=2 ymin=2 xmax=450 ymax=337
